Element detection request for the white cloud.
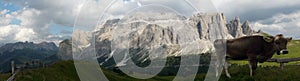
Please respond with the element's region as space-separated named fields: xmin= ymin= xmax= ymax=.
xmin=16 ymin=8 xmax=52 ymax=37
xmin=212 ymin=0 xmax=300 ymax=39
xmin=0 ymin=9 xmax=15 ymax=26
xmin=10 ymin=0 xmax=86 ymax=26
xmin=216 ymin=0 xmax=300 ymax=21
xmin=0 ymin=25 xmax=37 ymax=42
xmin=0 ymin=9 xmax=9 ymax=14
xmin=0 ymin=0 xmax=87 ymax=44
xmin=14 ymin=27 xmax=36 ymax=41
xmin=0 ymin=10 xmax=38 ymax=43
xmin=253 ymin=11 xmax=300 ymax=39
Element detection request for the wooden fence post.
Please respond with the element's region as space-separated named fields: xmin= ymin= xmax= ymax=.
xmin=280 ymin=63 xmax=284 ymax=70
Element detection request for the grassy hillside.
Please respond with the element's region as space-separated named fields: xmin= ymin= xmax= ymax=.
xmin=11 ymin=61 xmax=174 ymax=81
xmin=0 ymin=60 xmax=299 ymax=81
xmin=218 ymin=65 xmax=300 ymax=81
xmin=13 ymin=61 xmax=79 ymax=81
xmin=100 ymin=65 xmax=300 ymax=81
xmin=0 ymin=73 xmax=10 ymax=81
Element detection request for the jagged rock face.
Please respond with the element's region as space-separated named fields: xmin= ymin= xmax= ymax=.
xmin=189 ymin=13 xmax=233 ymax=40
xmin=226 ymin=17 xmax=255 ymax=38
xmin=57 ymin=39 xmax=72 ymax=60
xmin=242 ymin=20 xmax=254 ymax=35
xmin=94 ymin=12 xmax=195 ymax=65
xmin=226 ymin=17 xmax=245 ymax=38
xmin=39 ymin=42 xmax=59 ymax=51
xmin=89 ymin=12 xmax=232 ymax=66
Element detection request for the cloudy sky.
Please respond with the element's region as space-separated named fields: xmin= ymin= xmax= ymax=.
xmin=0 ymin=0 xmax=299 ymax=45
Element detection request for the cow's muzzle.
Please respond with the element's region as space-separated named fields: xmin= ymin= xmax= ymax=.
xmin=280 ymin=49 xmax=289 ymax=54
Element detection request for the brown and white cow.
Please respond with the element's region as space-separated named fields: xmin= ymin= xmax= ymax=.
xmin=215 ymin=34 xmax=292 ymax=78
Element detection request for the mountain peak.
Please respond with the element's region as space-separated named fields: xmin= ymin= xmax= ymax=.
xmin=57 ymin=39 xmax=72 ymax=60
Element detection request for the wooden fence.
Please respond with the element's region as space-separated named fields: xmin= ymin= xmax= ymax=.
xmin=266 ymin=57 xmax=300 ymax=70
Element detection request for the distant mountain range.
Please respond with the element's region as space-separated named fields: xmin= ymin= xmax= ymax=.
xmin=0 ymin=41 xmax=59 ymax=73
xmin=0 ymin=43 xmax=4 ymax=47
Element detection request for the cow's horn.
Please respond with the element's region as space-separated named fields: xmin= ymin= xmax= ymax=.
xmin=263 ymin=36 xmax=273 ymax=43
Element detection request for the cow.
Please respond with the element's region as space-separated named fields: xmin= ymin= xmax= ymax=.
xmin=214 ymin=34 xmax=292 ymax=78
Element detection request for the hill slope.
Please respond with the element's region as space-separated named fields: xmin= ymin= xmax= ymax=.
xmin=2 ymin=60 xmax=298 ymax=81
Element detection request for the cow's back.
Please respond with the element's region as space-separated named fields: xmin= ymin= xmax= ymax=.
xmin=226 ymin=36 xmax=268 ymax=60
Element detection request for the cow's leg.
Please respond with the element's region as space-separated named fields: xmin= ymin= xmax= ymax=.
xmin=248 ymin=57 xmax=258 ymax=76
xmin=224 ymin=60 xmax=231 ymax=78
xmin=214 ymin=55 xmax=222 ymax=77
xmin=215 ymin=61 xmax=220 ymax=77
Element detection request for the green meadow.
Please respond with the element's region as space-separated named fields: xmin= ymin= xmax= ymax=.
xmin=4 ymin=60 xmax=300 ymax=81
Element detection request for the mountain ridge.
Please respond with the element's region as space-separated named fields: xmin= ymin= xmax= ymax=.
xmin=0 ymin=41 xmax=59 ymax=73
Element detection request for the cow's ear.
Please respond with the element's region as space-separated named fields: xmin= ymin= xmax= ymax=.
xmin=287 ymin=37 xmax=292 ymax=42
xmin=276 ymin=34 xmax=283 ymax=37
xmin=263 ymin=36 xmax=274 ymax=43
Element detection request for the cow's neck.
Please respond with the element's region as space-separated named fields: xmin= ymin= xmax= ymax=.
xmin=264 ymin=43 xmax=277 ymax=58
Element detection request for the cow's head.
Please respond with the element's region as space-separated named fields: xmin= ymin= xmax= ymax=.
xmin=274 ymin=34 xmax=292 ymax=55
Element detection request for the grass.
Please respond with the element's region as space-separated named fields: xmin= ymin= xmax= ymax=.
xmin=0 ymin=73 xmax=11 ymax=81
xmin=218 ymin=65 xmax=300 ymax=81
xmin=8 ymin=60 xmax=176 ymax=81
xmin=14 ymin=61 xmax=80 ymax=81
xmin=2 ymin=60 xmax=300 ymax=81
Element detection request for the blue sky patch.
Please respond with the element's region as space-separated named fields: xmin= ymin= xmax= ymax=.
xmin=9 ymin=18 xmax=21 ymax=25
xmin=50 ymin=22 xmax=72 ymax=35
xmin=0 ymin=2 xmax=21 ymax=14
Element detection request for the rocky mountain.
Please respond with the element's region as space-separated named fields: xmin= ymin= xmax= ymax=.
xmin=188 ymin=13 xmax=234 ymax=39
xmin=242 ymin=20 xmax=254 ymax=35
xmin=226 ymin=17 xmax=254 ymax=38
xmin=57 ymin=39 xmax=72 ymax=60
xmin=0 ymin=43 xmax=4 ymax=47
xmin=70 ymin=12 xmax=255 ymax=67
xmin=0 ymin=41 xmax=59 ymax=73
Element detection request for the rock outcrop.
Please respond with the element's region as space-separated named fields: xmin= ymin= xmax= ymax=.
xmin=189 ymin=13 xmax=233 ymax=39
xmin=241 ymin=20 xmax=254 ymax=35
xmin=57 ymin=39 xmax=72 ymax=60
xmin=226 ymin=17 xmax=244 ymax=38
xmin=226 ymin=17 xmax=254 ymax=38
